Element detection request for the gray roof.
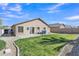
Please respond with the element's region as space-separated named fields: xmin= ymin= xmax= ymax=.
xmin=12 ymin=18 xmax=50 ymax=27
xmin=49 ymin=23 xmax=65 ymax=27
xmin=49 ymin=23 xmax=72 ymax=28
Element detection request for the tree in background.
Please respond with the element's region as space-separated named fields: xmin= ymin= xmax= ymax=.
xmin=0 ymin=18 xmax=3 ymax=29
xmin=0 ymin=18 xmax=2 ymax=26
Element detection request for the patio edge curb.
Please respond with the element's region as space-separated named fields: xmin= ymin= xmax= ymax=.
xmin=13 ymin=42 xmax=20 ymax=56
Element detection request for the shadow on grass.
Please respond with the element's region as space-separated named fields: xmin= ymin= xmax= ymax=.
xmin=39 ymin=37 xmax=70 ymax=45
xmin=39 ymin=37 xmax=70 ymax=51
xmin=53 ymin=43 xmax=66 ymax=51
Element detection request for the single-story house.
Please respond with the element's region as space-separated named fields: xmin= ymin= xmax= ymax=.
xmin=11 ymin=18 xmax=50 ymax=37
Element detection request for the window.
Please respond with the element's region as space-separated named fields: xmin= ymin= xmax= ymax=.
xmin=18 ymin=26 xmax=23 ymax=33
xmin=43 ymin=27 xmax=47 ymax=34
xmin=37 ymin=27 xmax=40 ymax=30
xmin=27 ymin=27 xmax=29 ymax=30
xmin=30 ymin=27 xmax=35 ymax=34
xmin=43 ymin=27 xmax=46 ymax=30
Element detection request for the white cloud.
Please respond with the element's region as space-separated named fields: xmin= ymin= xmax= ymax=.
xmin=6 ymin=13 xmax=29 ymax=19
xmin=4 ymin=13 xmax=29 ymax=18
xmin=8 ymin=4 xmax=22 ymax=12
xmin=0 ymin=3 xmax=8 ymax=6
xmin=66 ymin=15 xmax=79 ymax=20
xmin=47 ymin=10 xmax=60 ymax=13
xmin=48 ymin=3 xmax=65 ymax=10
xmin=6 ymin=14 xmax=21 ymax=18
xmin=0 ymin=3 xmax=8 ymax=10
xmin=0 ymin=10 xmax=29 ymax=19
xmin=0 ymin=13 xmax=5 ymax=15
xmin=41 ymin=3 xmax=65 ymax=13
xmin=0 ymin=11 xmax=11 ymax=15
xmin=0 ymin=3 xmax=22 ymax=12
xmin=48 ymin=3 xmax=65 ymax=13
xmin=26 ymin=3 xmax=31 ymax=5
xmin=0 ymin=4 xmax=25 ymax=15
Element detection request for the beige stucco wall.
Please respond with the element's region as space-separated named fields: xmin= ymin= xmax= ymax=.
xmin=0 ymin=29 xmax=4 ymax=36
xmin=60 ymin=25 xmax=65 ymax=29
xmin=12 ymin=20 xmax=50 ymax=37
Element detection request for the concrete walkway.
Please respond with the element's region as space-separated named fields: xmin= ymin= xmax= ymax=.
xmin=0 ymin=34 xmax=41 ymax=56
xmin=0 ymin=37 xmax=17 ymax=56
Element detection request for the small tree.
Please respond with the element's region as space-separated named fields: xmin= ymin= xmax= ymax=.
xmin=0 ymin=18 xmax=3 ymax=29
xmin=0 ymin=18 xmax=2 ymax=26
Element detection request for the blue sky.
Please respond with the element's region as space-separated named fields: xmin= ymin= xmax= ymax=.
xmin=0 ymin=3 xmax=79 ymax=26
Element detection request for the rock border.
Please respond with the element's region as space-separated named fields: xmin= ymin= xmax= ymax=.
xmin=58 ymin=35 xmax=79 ymax=56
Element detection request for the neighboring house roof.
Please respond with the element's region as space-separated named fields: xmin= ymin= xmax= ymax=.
xmin=64 ymin=25 xmax=72 ymax=28
xmin=49 ymin=23 xmax=65 ymax=28
xmin=49 ymin=23 xmax=73 ymax=28
xmin=11 ymin=18 xmax=50 ymax=27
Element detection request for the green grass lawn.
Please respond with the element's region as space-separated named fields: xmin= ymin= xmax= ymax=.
xmin=15 ymin=34 xmax=78 ymax=56
xmin=0 ymin=40 xmax=6 ymax=50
